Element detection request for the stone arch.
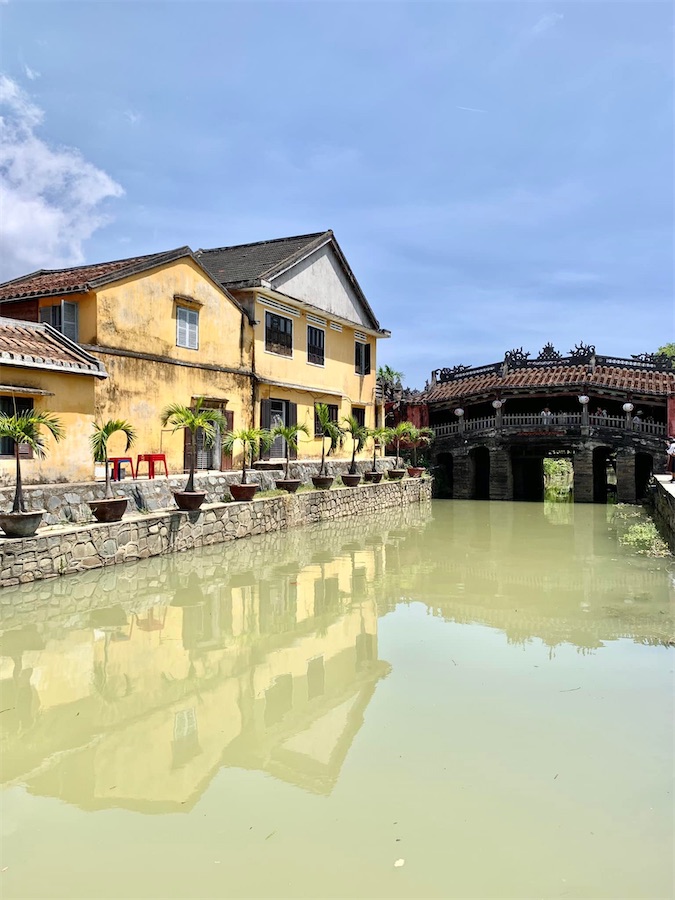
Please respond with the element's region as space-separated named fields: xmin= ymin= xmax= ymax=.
xmin=435 ymin=452 xmax=454 ymax=498
xmin=635 ymin=451 xmax=653 ymax=500
xmin=470 ymin=446 xmax=490 ymax=500
xmin=592 ymin=445 xmax=613 ymax=503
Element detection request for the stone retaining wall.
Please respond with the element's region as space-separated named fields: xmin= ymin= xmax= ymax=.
xmin=651 ymin=479 xmax=675 ymax=552
xmin=0 ymin=458 xmax=396 ymax=526
xmin=0 ymin=477 xmax=432 ymax=588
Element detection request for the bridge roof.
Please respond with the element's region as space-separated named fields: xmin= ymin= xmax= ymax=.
xmin=425 ymin=363 xmax=675 ymax=404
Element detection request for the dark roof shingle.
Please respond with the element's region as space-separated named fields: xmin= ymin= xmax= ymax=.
xmin=197 ymin=232 xmax=330 ymax=286
xmin=0 ymin=318 xmax=107 ymax=377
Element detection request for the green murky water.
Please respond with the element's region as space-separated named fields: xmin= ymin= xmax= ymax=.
xmin=0 ymin=501 xmax=673 ymax=899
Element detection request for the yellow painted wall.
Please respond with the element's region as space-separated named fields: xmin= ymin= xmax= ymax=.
xmin=0 ymin=369 xmax=99 ymax=485
xmin=37 ymin=294 xmax=97 ymax=345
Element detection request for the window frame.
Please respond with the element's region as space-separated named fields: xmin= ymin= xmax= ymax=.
xmin=265 ymin=311 xmax=293 ymax=358
xmin=314 ymin=402 xmax=339 ymax=437
xmin=39 ymin=300 xmax=79 ymax=343
xmin=354 ymin=340 xmax=371 ymax=376
xmin=352 ymin=406 xmax=366 ymax=429
xmin=306 ymin=324 xmax=325 ymax=367
xmin=176 ymin=305 xmax=199 ymax=351
xmin=0 ymin=396 xmax=34 ymax=458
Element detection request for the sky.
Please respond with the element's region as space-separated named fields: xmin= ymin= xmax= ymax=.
xmin=0 ymin=0 xmax=672 ymax=388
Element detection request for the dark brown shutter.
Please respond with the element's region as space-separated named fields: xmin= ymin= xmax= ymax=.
xmin=18 ymin=442 xmax=33 ymax=459
xmin=260 ymin=399 xmax=271 ymax=460
xmin=221 ymin=410 xmax=234 ymax=470
xmin=183 ymin=429 xmax=191 ymax=473
xmin=364 ymin=343 xmax=371 ymax=375
xmin=288 ymin=402 xmax=298 ymax=459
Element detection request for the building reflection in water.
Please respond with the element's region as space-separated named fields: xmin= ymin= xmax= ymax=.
xmin=0 ymin=501 xmax=672 ymax=813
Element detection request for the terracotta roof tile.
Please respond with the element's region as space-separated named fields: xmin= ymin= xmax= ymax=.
xmin=0 ymin=318 xmax=107 ymax=377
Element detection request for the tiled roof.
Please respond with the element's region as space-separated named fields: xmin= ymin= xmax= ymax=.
xmin=0 ymin=318 xmax=107 ymax=377
xmin=425 ymin=364 xmax=675 ymax=403
xmin=0 ymin=248 xmax=193 ymax=302
xmin=197 ymin=232 xmax=331 ymax=286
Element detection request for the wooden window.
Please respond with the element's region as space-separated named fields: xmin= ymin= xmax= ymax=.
xmin=307 ymin=325 xmax=325 ymax=366
xmin=314 ymin=403 xmax=338 ymax=437
xmin=0 ymin=396 xmax=33 ymax=457
xmin=39 ymin=301 xmax=79 ymax=343
xmin=355 ymin=340 xmax=371 ymax=375
xmin=265 ymin=311 xmax=293 ymax=356
xmin=176 ymin=306 xmax=199 ymax=350
xmin=353 ymin=407 xmax=366 ymax=428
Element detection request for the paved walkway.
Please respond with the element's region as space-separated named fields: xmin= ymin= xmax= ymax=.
xmin=654 ymin=474 xmax=675 ymax=496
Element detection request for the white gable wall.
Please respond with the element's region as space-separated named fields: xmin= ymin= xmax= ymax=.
xmin=272 ymin=245 xmax=372 ymax=328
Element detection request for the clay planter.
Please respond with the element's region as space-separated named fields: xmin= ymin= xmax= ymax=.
xmin=0 ymin=510 xmax=44 ymax=538
xmin=174 ymin=491 xmax=207 ymax=511
xmin=407 ymin=467 xmax=425 ymax=478
xmin=230 ymin=483 xmax=259 ymax=502
xmin=312 ymin=475 xmax=334 ymax=490
xmin=387 ymin=469 xmax=406 ymax=481
xmin=363 ymin=471 xmax=382 ymax=484
xmin=88 ymin=498 xmax=128 ymax=523
xmin=275 ymin=479 xmax=301 ymax=494
xmin=342 ymin=473 xmax=362 ymax=487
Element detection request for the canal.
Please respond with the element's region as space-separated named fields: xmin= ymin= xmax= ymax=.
xmin=0 ymin=501 xmax=673 ymax=899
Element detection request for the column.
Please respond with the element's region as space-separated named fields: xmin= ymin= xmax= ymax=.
xmin=616 ymin=450 xmax=636 ymax=503
xmin=489 ymin=448 xmax=513 ymax=501
xmin=573 ymin=448 xmax=594 ymax=503
xmin=452 ymin=452 xmax=473 ymax=499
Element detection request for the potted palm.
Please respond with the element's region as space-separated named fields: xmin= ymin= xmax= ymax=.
xmin=341 ymin=414 xmax=368 ymax=487
xmin=0 ymin=409 xmax=64 ymax=537
xmin=160 ymin=398 xmax=226 ymax=510
xmin=222 ymin=427 xmax=271 ymax=501
xmin=88 ymin=419 xmax=137 ymax=522
xmin=272 ymin=421 xmax=310 ymax=492
xmin=405 ymin=424 xmax=434 ymax=477
xmin=312 ymin=404 xmax=343 ymax=489
xmin=387 ymin=421 xmax=412 ymax=480
xmin=364 ymin=426 xmax=389 ymax=483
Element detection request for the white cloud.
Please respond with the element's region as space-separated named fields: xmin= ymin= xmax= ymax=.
xmin=0 ymin=76 xmax=123 ymax=279
xmin=22 ymin=64 xmax=40 ymax=81
xmin=530 ymin=12 xmax=564 ymax=37
xmin=124 ymin=110 xmax=142 ymax=125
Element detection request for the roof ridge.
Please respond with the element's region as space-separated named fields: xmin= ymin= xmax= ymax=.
xmin=198 ymin=231 xmax=330 ymax=256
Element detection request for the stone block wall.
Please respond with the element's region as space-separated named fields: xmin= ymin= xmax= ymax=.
xmin=651 ymin=479 xmax=675 ymax=552
xmin=0 ymin=477 xmax=432 ymax=588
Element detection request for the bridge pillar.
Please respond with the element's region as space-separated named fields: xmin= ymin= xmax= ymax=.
xmin=573 ymin=449 xmax=594 ymax=502
xmin=616 ymin=450 xmax=636 ymax=503
xmin=489 ymin=448 xmax=513 ymax=500
xmin=452 ymin=452 xmax=473 ymax=499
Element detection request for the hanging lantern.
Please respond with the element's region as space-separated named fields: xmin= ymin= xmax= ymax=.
xmin=622 ymin=402 xmax=634 ymax=413
xmin=492 ymin=399 xmax=503 ymax=409
xmin=578 ymin=394 xmax=590 ymax=405
xmin=454 ymin=407 xmax=464 ymax=417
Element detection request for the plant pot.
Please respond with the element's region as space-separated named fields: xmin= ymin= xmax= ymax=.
xmin=252 ymin=460 xmax=284 ymax=471
xmin=230 ymin=483 xmax=259 ymax=502
xmin=407 ymin=467 xmax=425 ymax=478
xmin=275 ymin=479 xmax=301 ymax=493
xmin=0 ymin=510 xmax=45 ymax=538
xmin=387 ymin=469 xmax=406 ymax=481
xmin=342 ymin=473 xmax=362 ymax=487
xmin=364 ymin=471 xmax=382 ymax=484
xmin=312 ymin=475 xmax=334 ymax=490
xmin=88 ymin=498 xmax=128 ymax=522
xmin=174 ymin=491 xmax=206 ymax=511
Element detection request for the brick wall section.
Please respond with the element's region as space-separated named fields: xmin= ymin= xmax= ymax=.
xmin=616 ymin=451 xmax=636 ymax=503
xmin=489 ymin=448 xmax=513 ymax=501
xmin=0 ymin=478 xmax=432 ymax=588
xmin=572 ymin=449 xmax=594 ymax=503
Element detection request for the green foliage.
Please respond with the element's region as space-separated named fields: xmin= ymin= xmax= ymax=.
xmin=90 ymin=419 xmax=137 ymax=499
xmin=342 ymin=414 xmax=368 ymax=474
xmin=0 ymin=409 xmax=65 ymax=512
xmin=404 ymin=424 xmax=434 ymax=467
xmin=543 ymin=458 xmax=572 ymax=479
xmin=315 ymin=403 xmax=344 ymax=476
xmin=619 ymin=521 xmax=670 ymax=557
xmin=656 ymin=343 xmax=675 ymax=360
xmin=160 ymin=397 xmax=227 ymax=492
xmin=377 ymin=365 xmax=404 ymax=398
xmin=222 ymin=427 xmax=272 ymax=484
xmin=271 ymin=421 xmax=310 ymax=479
xmin=367 ymin=425 xmax=390 ymax=471
xmin=387 ymin=420 xmax=414 ymax=468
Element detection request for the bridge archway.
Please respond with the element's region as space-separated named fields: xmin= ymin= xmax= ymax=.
xmin=470 ymin=447 xmax=490 ymax=499
xmin=512 ymin=455 xmax=544 ymax=501
xmin=435 ymin=452 xmax=453 ymax=498
xmin=635 ymin=452 xmax=653 ymax=500
xmin=592 ymin=446 xmax=613 ymax=503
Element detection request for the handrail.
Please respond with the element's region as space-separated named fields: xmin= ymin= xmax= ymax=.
xmin=433 ymin=416 xmax=667 ymax=438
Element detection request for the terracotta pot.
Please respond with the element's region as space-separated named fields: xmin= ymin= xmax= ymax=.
xmin=174 ymin=491 xmax=206 ymax=511
xmin=88 ymin=497 xmax=128 ymax=522
xmin=0 ymin=510 xmax=44 ymax=538
xmin=387 ymin=469 xmax=406 ymax=481
xmin=407 ymin=467 xmax=425 ymax=478
xmin=252 ymin=460 xmax=284 ymax=471
xmin=363 ymin=471 xmax=382 ymax=484
xmin=275 ymin=479 xmax=301 ymax=493
xmin=230 ymin=483 xmax=259 ymax=502
xmin=312 ymin=475 xmax=334 ymax=490
xmin=342 ymin=473 xmax=362 ymax=487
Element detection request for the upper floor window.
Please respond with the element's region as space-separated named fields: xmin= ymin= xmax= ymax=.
xmin=39 ymin=300 xmax=79 ymax=343
xmin=177 ymin=306 xmax=199 ymax=350
xmin=307 ymin=325 xmax=325 ymax=366
xmin=355 ymin=340 xmax=371 ymax=376
xmin=265 ymin=311 xmax=293 ymax=357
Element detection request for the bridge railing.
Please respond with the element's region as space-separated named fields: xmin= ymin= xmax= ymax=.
xmin=433 ymin=415 xmax=667 ymax=439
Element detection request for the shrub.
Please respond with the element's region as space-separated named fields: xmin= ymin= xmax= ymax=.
xmin=619 ymin=521 xmax=670 ymax=557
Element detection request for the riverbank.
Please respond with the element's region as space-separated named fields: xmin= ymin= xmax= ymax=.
xmin=651 ymin=475 xmax=675 ymax=552
xmin=0 ymin=477 xmax=432 ymax=588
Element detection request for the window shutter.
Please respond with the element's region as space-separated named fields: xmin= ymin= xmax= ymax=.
xmin=260 ymin=399 xmax=271 ymax=459
xmin=39 ymin=307 xmax=51 ymax=325
xmin=221 ymin=410 xmax=234 ymax=470
xmin=355 ymin=342 xmax=361 ymax=372
xmin=177 ymin=310 xmax=188 ymax=347
xmin=62 ymin=301 xmax=79 ymax=342
xmin=288 ymin=402 xmax=298 ymax=459
xmin=364 ymin=343 xmax=371 ymax=375
xmin=18 ymin=442 xmax=33 ymax=460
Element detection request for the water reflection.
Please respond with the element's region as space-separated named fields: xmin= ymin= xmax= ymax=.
xmin=0 ymin=501 xmax=672 ymax=818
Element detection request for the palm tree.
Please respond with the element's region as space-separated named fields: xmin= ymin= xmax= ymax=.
xmin=377 ymin=365 xmax=404 ymax=400
xmin=367 ymin=426 xmax=390 ymax=472
xmin=0 ymin=410 xmax=64 ymax=512
xmin=315 ymin=404 xmax=343 ymax=477
xmin=388 ymin=421 xmax=413 ymax=469
xmin=222 ymin=427 xmax=272 ymax=484
xmin=90 ymin=420 xmax=136 ymax=500
xmin=342 ymin=414 xmax=368 ymax=475
xmin=271 ymin=422 xmax=310 ymax=480
xmin=160 ymin=398 xmax=227 ymax=492
xmin=405 ymin=424 xmax=434 ymax=468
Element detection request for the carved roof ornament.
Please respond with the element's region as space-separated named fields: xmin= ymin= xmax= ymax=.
xmin=569 ymin=341 xmax=596 ymax=360
xmin=504 ymin=347 xmax=531 ymax=368
xmin=438 ymin=364 xmax=471 ymax=383
xmin=631 ymin=351 xmax=674 ymax=370
xmin=536 ymin=342 xmax=562 ymax=361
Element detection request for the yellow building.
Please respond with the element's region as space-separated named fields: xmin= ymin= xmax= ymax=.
xmin=0 ymin=318 xmax=108 ymax=484
xmin=198 ymin=231 xmax=390 ymax=460
xmin=0 ymin=248 xmax=255 ymax=476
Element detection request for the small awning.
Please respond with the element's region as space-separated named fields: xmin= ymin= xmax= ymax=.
xmin=0 ymin=384 xmax=55 ymax=396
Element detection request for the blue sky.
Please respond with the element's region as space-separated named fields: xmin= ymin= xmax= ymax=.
xmin=0 ymin=1 xmax=672 ymax=387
